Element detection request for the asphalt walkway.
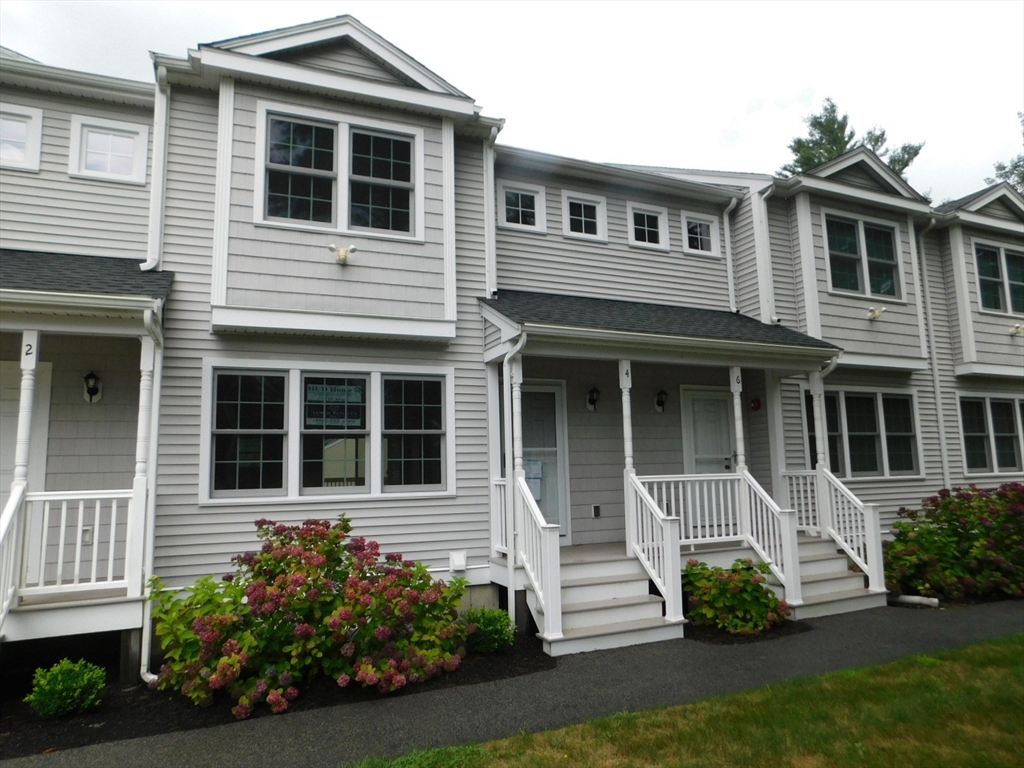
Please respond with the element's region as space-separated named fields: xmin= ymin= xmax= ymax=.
xmin=5 ymin=601 xmax=1023 ymax=768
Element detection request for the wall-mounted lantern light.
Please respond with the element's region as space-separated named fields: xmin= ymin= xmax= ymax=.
xmin=587 ymin=387 xmax=601 ymax=411
xmin=654 ymin=389 xmax=668 ymax=412
xmin=83 ymin=371 xmax=102 ymax=403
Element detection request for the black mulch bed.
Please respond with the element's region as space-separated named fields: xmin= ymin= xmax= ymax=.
xmin=682 ymin=618 xmax=814 ymax=645
xmin=0 ymin=632 xmax=555 ymax=760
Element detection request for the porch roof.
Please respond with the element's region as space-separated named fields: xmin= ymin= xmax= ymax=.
xmin=480 ymin=290 xmax=839 ymax=353
xmin=0 ymin=250 xmax=174 ymax=300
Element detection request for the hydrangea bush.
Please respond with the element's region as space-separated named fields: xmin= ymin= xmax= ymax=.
xmin=149 ymin=516 xmax=467 ymax=718
xmin=884 ymin=482 xmax=1024 ymax=601
xmin=681 ymin=558 xmax=791 ymax=635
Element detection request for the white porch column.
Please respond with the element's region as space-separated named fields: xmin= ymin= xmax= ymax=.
xmin=809 ymin=370 xmax=831 ymax=536
xmin=126 ymin=337 xmax=156 ymax=598
xmin=510 ymin=355 xmax=525 ymax=566
xmin=729 ymin=366 xmax=746 ymax=471
xmin=619 ymin=360 xmax=635 ymax=555
xmin=12 ymin=331 xmax=40 ymax=490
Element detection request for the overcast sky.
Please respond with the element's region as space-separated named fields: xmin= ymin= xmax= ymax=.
xmin=1 ymin=0 xmax=1021 ymax=202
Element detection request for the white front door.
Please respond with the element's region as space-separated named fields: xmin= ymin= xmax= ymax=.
xmin=521 ymin=385 xmax=571 ymax=542
xmin=682 ymin=389 xmax=736 ymax=474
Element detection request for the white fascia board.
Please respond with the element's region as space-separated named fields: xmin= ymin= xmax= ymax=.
xmin=837 ymin=352 xmax=930 ymax=371
xmin=0 ymin=312 xmax=148 ymax=337
xmin=810 ymin=150 xmax=922 ymax=201
xmin=478 ymin=303 xmax=523 ymax=342
xmin=520 ymin=322 xmax=838 ymax=365
xmin=948 ymin=211 xmax=1024 ymax=238
xmin=961 ymin=185 xmax=1024 ymax=217
xmin=195 ymin=49 xmax=477 ymax=119
xmin=210 ymin=305 xmax=456 ymax=341
xmin=954 ymin=362 xmax=1024 ymax=378
xmin=779 ymin=177 xmax=933 ymax=214
xmin=0 ymin=289 xmax=160 ymax=313
xmin=0 ymin=58 xmax=154 ymax=107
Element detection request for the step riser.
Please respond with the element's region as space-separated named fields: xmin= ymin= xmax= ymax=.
xmin=689 ymin=548 xmax=758 ymax=570
xmin=801 ymin=574 xmax=867 ymax=598
xmin=562 ymin=601 xmax=664 ymax=630
xmin=797 ymin=540 xmax=840 ymax=558
xmin=799 ymin=557 xmax=852 ymax=577
xmin=562 ymin=579 xmax=649 ymax=604
xmin=560 ymin=560 xmax=646 ymax=580
xmin=791 ymin=592 xmax=888 ymax=620
xmin=543 ymin=623 xmax=684 ymax=656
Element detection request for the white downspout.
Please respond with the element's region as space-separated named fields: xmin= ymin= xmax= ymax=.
xmin=723 ymin=197 xmax=739 ymax=313
xmin=141 ymin=66 xmax=169 ymax=272
xmin=501 ymin=330 xmax=527 ymax=627
xmin=916 ymin=217 xmax=950 ymax=488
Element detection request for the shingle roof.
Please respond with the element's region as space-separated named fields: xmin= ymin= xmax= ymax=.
xmin=481 ymin=290 xmax=839 ymax=351
xmin=0 ymin=250 xmax=174 ymax=300
xmin=934 ymin=183 xmax=1004 ymax=213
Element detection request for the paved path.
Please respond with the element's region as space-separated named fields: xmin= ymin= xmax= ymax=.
xmin=5 ymin=601 xmax=1023 ymax=768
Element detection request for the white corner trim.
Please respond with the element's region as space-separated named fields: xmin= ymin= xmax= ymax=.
xmin=626 ymin=202 xmax=670 ymax=252
xmin=483 ymin=143 xmax=498 ymax=295
xmin=210 ymin=305 xmax=456 ymax=341
xmin=67 ymin=114 xmax=149 ymax=185
xmin=679 ymin=209 xmax=720 ymax=257
xmin=753 ymin=185 xmax=776 ymax=323
xmin=0 ymin=102 xmax=43 ymax=172
xmin=907 ymin=213 xmax=927 ymax=358
xmin=949 ymin=224 xmax=977 ymax=363
xmin=953 ymin=362 xmax=1024 ymax=378
xmin=560 ymin=189 xmax=608 ymax=241
xmin=837 ymin=353 xmax=930 ymax=371
xmin=211 ymin=78 xmax=234 ymax=307
xmin=442 ymin=118 xmax=456 ymax=322
xmin=795 ymin=192 xmax=821 ymax=337
xmin=496 ymin=179 xmax=547 ymax=233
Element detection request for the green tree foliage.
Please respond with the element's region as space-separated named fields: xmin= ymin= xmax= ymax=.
xmin=781 ymin=98 xmax=924 ymax=178
xmin=984 ymin=112 xmax=1024 ymax=192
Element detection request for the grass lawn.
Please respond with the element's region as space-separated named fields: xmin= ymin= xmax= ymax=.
xmin=350 ymin=633 xmax=1024 ymax=768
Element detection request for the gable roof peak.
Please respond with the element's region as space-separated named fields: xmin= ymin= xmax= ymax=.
xmin=802 ymin=146 xmax=926 ymax=201
xmin=935 ymin=181 xmax=1024 ymax=218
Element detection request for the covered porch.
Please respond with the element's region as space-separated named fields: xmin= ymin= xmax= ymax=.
xmin=0 ymin=251 xmax=173 ymax=644
xmin=481 ymin=291 xmax=888 ymax=655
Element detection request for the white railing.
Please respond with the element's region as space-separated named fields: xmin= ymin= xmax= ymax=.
xmin=491 ymin=477 xmax=508 ymax=554
xmin=783 ymin=470 xmax=820 ymax=532
xmin=821 ymin=468 xmax=885 ymax=592
xmin=627 ymin=473 xmax=683 ymax=621
xmin=741 ymin=470 xmax=801 ymax=604
xmin=17 ymin=490 xmax=135 ymax=600
xmin=514 ymin=476 xmax=561 ymax=638
xmin=640 ymin=473 xmax=743 ymax=544
xmin=0 ymin=483 xmax=27 ymax=630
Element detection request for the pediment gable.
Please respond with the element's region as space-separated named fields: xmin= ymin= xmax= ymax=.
xmin=942 ymin=182 xmax=1024 ymax=221
xmin=808 ymin=146 xmax=924 ymax=201
xmin=204 ymin=15 xmax=468 ymax=98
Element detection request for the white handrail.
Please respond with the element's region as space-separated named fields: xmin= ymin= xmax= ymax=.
xmin=782 ymin=470 xmax=819 ymax=532
xmin=491 ymin=477 xmax=508 ymax=554
xmin=514 ymin=476 xmax=561 ymax=639
xmin=0 ymin=482 xmax=27 ymax=629
xmin=740 ymin=470 xmax=801 ymax=604
xmin=821 ymin=468 xmax=885 ymax=592
xmin=627 ymin=473 xmax=683 ymax=621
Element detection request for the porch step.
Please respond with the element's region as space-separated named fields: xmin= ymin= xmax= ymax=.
xmin=559 ymin=573 xmax=651 ymax=604
xmin=540 ymin=616 xmax=686 ymax=657
xmin=790 ymin=588 xmax=888 ymax=620
xmin=798 ymin=569 xmax=868 ymax=598
xmin=561 ymin=594 xmax=666 ymax=630
xmin=798 ymin=552 xmax=852 ymax=577
xmin=796 ymin=535 xmax=841 ymax=558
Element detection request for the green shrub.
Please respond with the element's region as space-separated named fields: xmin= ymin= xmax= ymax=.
xmin=884 ymin=482 xmax=1024 ymax=601
xmin=681 ymin=558 xmax=791 ymax=635
xmin=23 ymin=658 xmax=106 ymax=718
xmin=462 ymin=607 xmax=515 ymax=654
xmin=149 ymin=515 xmax=468 ymax=719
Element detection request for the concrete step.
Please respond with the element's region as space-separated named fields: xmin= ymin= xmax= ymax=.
xmin=541 ymin=616 xmax=685 ymax=657
xmin=561 ymin=594 xmax=665 ymax=631
xmin=790 ymin=589 xmax=888 ymax=619
xmin=560 ymin=573 xmax=651 ymax=604
xmin=799 ymin=570 xmax=867 ymax=598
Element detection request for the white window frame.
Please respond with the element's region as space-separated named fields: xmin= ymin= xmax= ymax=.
xmin=253 ymin=100 xmax=426 ymax=242
xmin=680 ymin=210 xmax=721 ymax=258
xmin=0 ymin=103 xmax=43 ymax=172
xmin=496 ymin=179 xmax=546 ymax=232
xmin=802 ymin=385 xmax=923 ymax=480
xmin=821 ymin=207 xmax=906 ymax=301
xmin=956 ymin=394 xmax=1024 ymax=476
xmin=971 ymin=237 xmax=1024 ymax=317
xmin=627 ymin=202 xmax=670 ymax=251
xmin=199 ymin=358 xmax=455 ymax=504
xmin=560 ymin=189 xmax=607 ymax=242
xmin=68 ymin=115 xmax=149 ymax=184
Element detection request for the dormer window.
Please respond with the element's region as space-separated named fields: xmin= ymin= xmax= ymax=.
xmin=825 ymin=215 xmax=900 ymax=298
xmin=975 ymin=244 xmax=1024 ymax=314
xmin=266 ymin=117 xmax=336 ymax=224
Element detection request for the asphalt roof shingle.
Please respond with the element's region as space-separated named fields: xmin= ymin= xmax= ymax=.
xmin=0 ymin=250 xmax=174 ymax=300
xmin=481 ymin=290 xmax=839 ymax=351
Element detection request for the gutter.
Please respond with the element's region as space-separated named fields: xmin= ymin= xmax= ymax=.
xmin=141 ymin=66 xmax=170 ymax=271
xmin=501 ymin=330 xmax=527 ymax=627
xmin=723 ymin=197 xmax=739 ymax=313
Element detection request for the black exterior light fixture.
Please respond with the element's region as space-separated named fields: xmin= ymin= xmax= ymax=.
xmin=655 ymin=389 xmax=668 ymax=412
xmin=83 ymin=371 xmax=102 ymax=404
xmin=587 ymin=387 xmax=601 ymax=411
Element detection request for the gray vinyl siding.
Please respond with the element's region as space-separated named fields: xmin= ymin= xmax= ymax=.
xmin=266 ymin=41 xmax=410 ymax=86
xmin=826 ymin=164 xmax=889 ymax=194
xmin=495 ymin=170 xmax=731 ymax=310
xmin=790 ymin=201 xmax=808 ymax=333
xmin=812 ymin=198 xmax=924 ymax=359
xmin=959 ymin=225 xmax=1024 ymax=365
xmin=975 ymin=199 xmax=1021 ymax=222
xmin=730 ymin=193 xmax=760 ymax=317
xmin=940 ymin=232 xmax=965 ymax=365
xmin=482 ymin=319 xmax=502 ymax=354
xmin=742 ymin=368 xmax=772 ymax=495
xmin=224 ymin=83 xmax=446 ymax=320
xmin=768 ymin=197 xmax=799 ymax=327
xmin=0 ymin=88 xmax=151 ymax=259
xmin=152 ymin=99 xmax=491 ymax=586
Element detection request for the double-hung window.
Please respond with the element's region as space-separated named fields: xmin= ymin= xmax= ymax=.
xmin=681 ymin=211 xmax=720 ymax=257
xmin=213 ymin=373 xmax=286 ymax=493
xmin=266 ymin=117 xmax=336 ymax=224
xmin=561 ymin=190 xmax=606 ymax=240
xmin=0 ymin=103 xmax=43 ymax=172
xmin=349 ymin=132 xmax=412 ymax=233
xmin=497 ymin=180 xmax=546 ymax=232
xmin=805 ymin=390 xmax=918 ymax=477
xmin=825 ymin=215 xmax=901 ymax=298
xmin=301 ymin=376 xmax=367 ymax=491
xmin=68 ymin=115 xmax=149 ymax=184
xmin=974 ymin=243 xmax=1024 ymax=314
xmin=959 ymin=397 xmax=1024 ymax=474
xmin=383 ymin=378 xmax=444 ymax=488
xmin=627 ymin=202 xmax=669 ymax=250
